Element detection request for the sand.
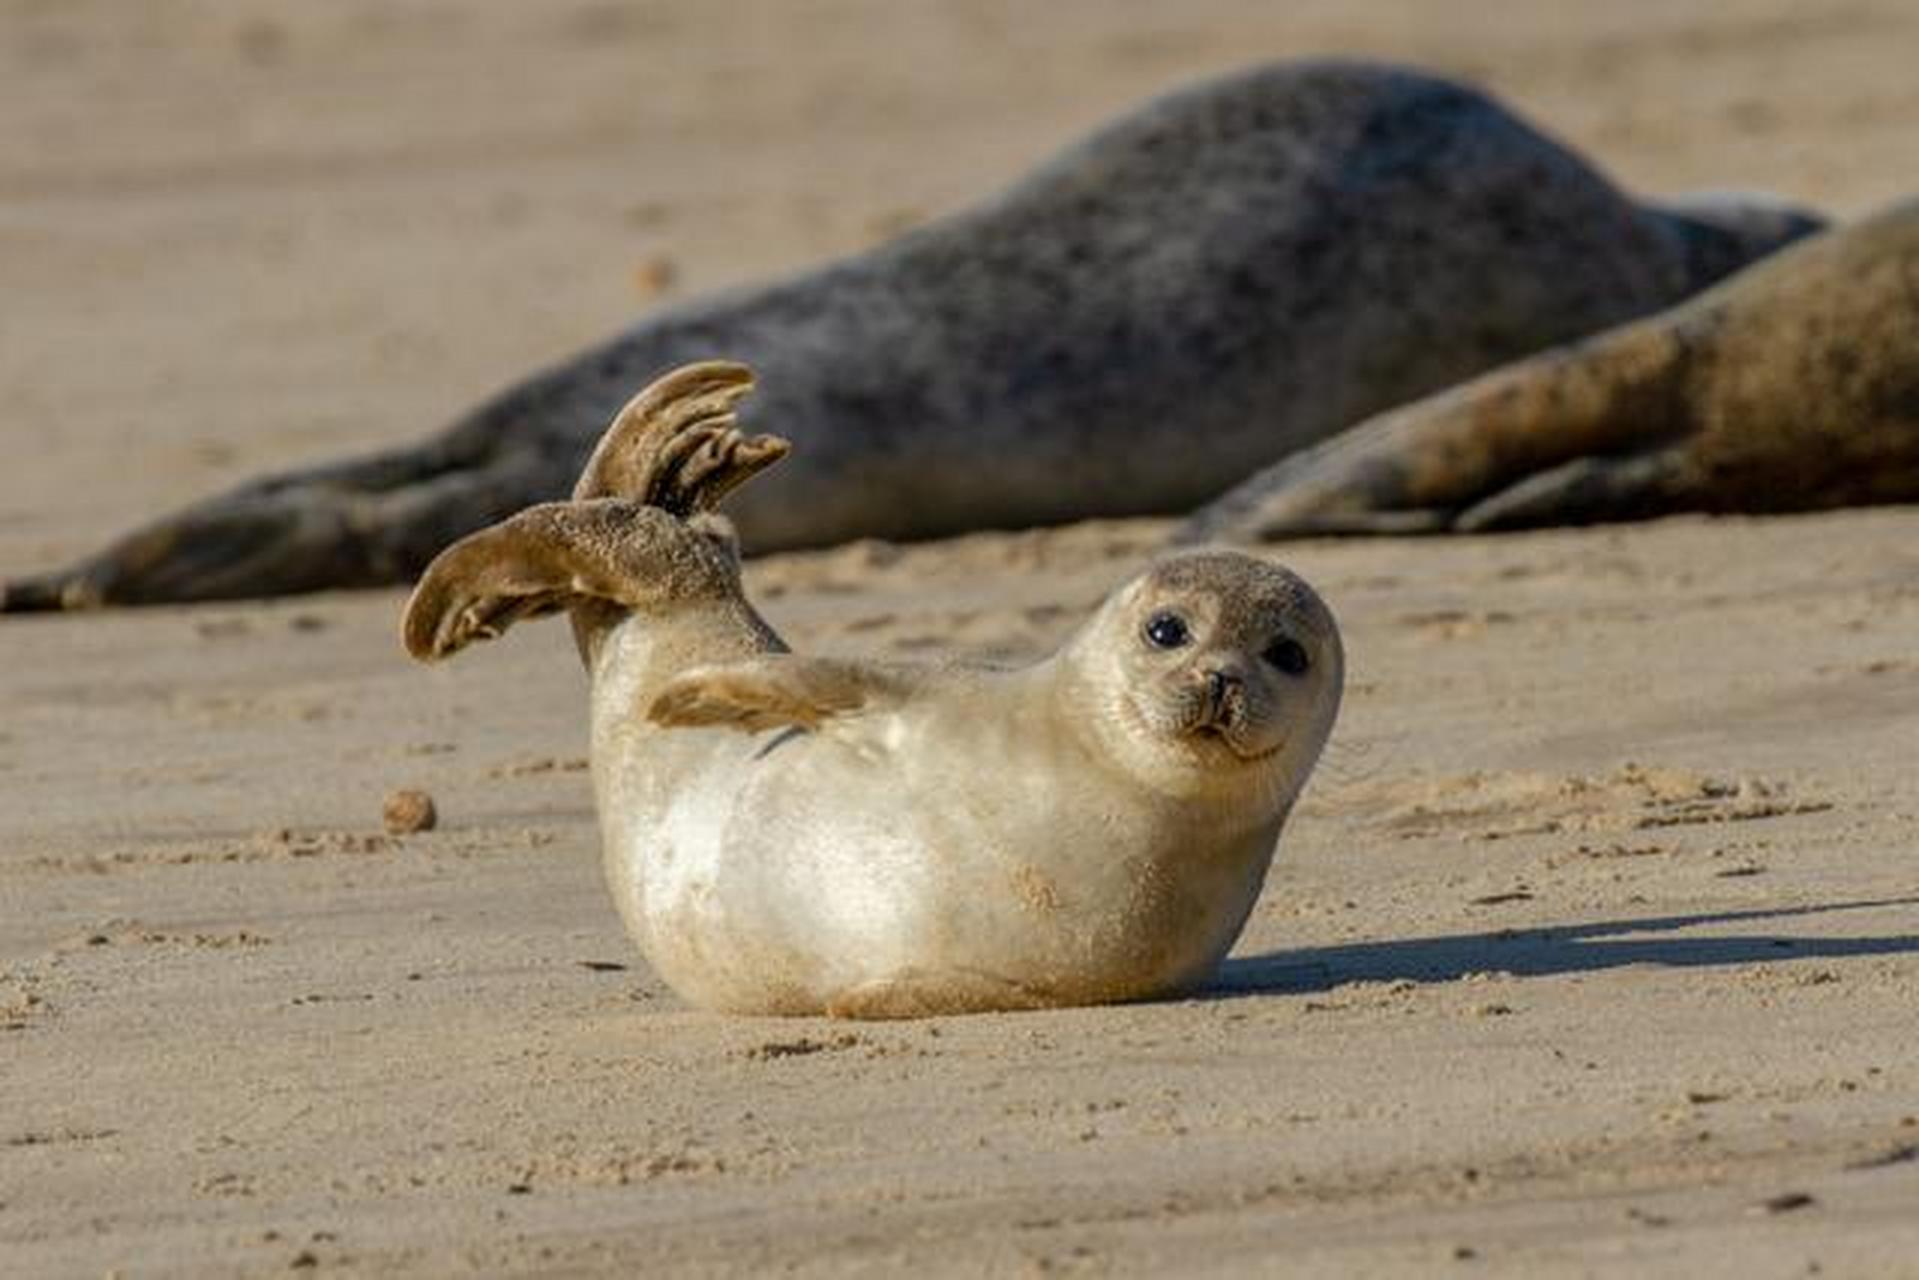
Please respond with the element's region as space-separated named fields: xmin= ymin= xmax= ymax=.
xmin=4 ymin=1 xmax=1918 ymax=1274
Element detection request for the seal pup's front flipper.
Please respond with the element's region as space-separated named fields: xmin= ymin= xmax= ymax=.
xmin=646 ymin=656 xmax=919 ymax=733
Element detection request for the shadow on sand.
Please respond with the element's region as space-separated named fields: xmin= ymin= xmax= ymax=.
xmin=1214 ymin=897 xmax=1919 ymax=997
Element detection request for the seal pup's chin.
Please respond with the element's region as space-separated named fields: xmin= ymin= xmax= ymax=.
xmin=1190 ymin=723 xmax=1288 ymax=765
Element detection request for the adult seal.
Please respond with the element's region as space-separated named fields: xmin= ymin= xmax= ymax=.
xmin=3 ymin=59 xmax=1818 ymax=611
xmin=1173 ymin=198 xmax=1919 ymax=543
xmin=401 ymin=361 xmax=1344 ymax=1018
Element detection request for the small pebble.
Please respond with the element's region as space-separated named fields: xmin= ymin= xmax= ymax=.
xmin=632 ymin=252 xmax=677 ymax=299
xmin=382 ymin=789 xmax=437 ymax=835
xmin=1749 ymin=1190 xmax=1816 ymax=1215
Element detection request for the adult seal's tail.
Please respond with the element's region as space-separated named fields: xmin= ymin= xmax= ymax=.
xmin=3 ymin=59 xmax=1820 ymax=611
xmin=1173 ymin=199 xmax=1919 ymax=543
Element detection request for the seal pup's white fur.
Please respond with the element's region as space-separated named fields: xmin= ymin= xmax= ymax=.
xmin=405 ymin=362 xmax=1343 ymax=1017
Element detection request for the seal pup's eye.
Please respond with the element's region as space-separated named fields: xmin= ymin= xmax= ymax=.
xmin=1143 ymin=611 xmax=1191 ymax=649
xmin=1264 ymin=636 xmax=1310 ymax=676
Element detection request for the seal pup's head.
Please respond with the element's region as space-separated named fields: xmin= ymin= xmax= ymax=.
xmin=1063 ymin=550 xmax=1343 ymax=804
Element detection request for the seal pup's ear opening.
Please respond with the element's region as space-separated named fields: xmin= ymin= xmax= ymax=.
xmin=647 ymin=656 xmax=915 ymax=733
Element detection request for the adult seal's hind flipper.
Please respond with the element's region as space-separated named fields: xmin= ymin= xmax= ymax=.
xmin=5 ymin=59 xmax=1823 ymax=610
xmin=0 ymin=416 xmax=557 ymax=611
xmin=1174 ymin=199 xmax=1919 ymax=544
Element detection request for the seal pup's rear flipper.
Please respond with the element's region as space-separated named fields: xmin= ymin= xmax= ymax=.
xmin=402 ymin=361 xmax=793 ymax=663
xmin=572 ymin=360 xmax=788 ymax=511
xmin=401 ymin=499 xmax=739 ymax=661
xmin=647 ymin=656 xmax=918 ymax=733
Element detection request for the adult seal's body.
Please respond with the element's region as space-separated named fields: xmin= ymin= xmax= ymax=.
xmin=1174 ymin=199 xmax=1919 ymax=542
xmin=401 ymin=362 xmax=1343 ymax=1017
xmin=4 ymin=59 xmax=1817 ymax=611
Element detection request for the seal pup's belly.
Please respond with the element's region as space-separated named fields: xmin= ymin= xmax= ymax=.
xmin=604 ymin=725 xmax=1278 ymax=1017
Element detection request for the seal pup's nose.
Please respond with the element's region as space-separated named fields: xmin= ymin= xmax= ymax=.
xmin=1204 ymin=669 xmax=1242 ymax=725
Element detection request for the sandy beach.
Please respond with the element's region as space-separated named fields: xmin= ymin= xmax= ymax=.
xmin=4 ymin=1 xmax=1918 ymax=1274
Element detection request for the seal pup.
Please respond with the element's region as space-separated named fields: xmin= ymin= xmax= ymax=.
xmin=4 ymin=58 xmax=1819 ymax=611
xmin=402 ymin=361 xmax=1343 ymax=1018
xmin=1172 ymin=199 xmax=1919 ymax=543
